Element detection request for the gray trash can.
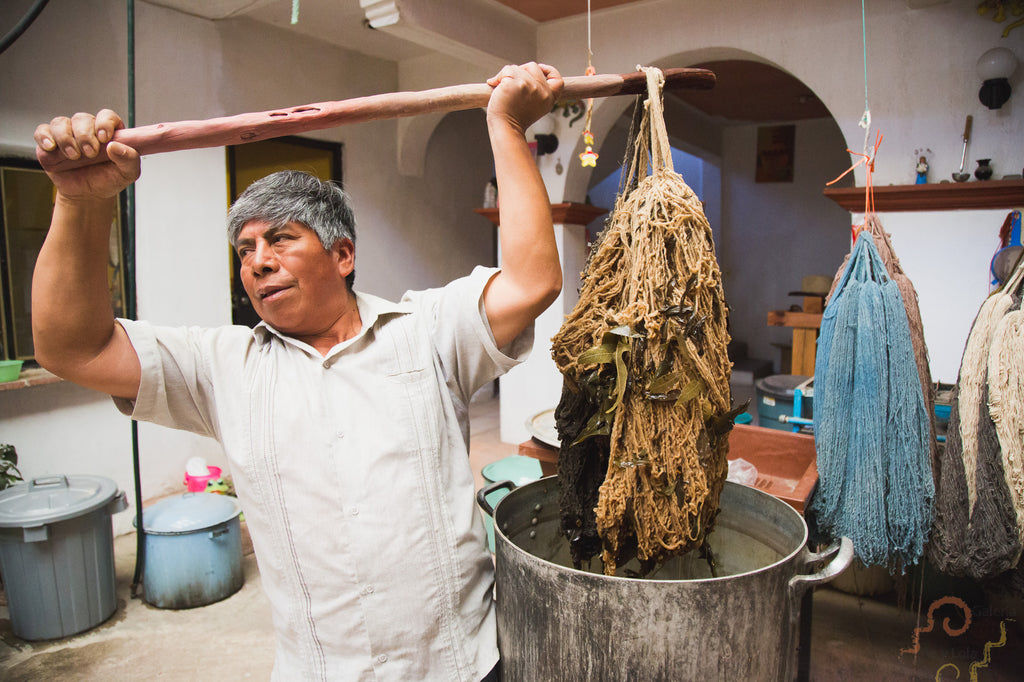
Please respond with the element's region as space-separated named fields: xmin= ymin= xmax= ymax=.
xmin=0 ymin=475 xmax=128 ymax=640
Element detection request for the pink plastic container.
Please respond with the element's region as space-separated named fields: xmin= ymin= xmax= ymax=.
xmin=184 ymin=465 xmax=222 ymax=492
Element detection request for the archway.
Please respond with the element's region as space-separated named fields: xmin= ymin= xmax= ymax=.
xmin=560 ymin=52 xmax=854 ymax=384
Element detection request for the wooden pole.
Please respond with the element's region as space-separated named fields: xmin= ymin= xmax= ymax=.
xmin=37 ymin=67 xmax=714 ymax=172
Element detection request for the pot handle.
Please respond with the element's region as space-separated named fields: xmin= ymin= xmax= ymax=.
xmin=789 ymin=537 xmax=854 ymax=595
xmin=782 ymin=537 xmax=854 ymax=680
xmin=476 ymin=480 xmax=517 ymax=517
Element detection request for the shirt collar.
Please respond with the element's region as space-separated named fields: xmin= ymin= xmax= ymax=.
xmin=251 ymin=289 xmax=414 ymax=351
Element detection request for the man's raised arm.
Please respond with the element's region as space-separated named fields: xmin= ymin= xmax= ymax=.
xmin=481 ymin=63 xmax=564 ymax=350
xmin=31 ymin=109 xmax=143 ymax=399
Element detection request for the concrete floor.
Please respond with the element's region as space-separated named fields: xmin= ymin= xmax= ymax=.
xmin=1 ymin=392 xmax=1022 ymax=680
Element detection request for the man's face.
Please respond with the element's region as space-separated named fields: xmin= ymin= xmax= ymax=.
xmin=235 ymin=220 xmax=354 ymax=338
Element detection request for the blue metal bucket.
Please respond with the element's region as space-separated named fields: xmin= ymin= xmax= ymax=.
xmin=138 ymin=492 xmax=244 ymax=609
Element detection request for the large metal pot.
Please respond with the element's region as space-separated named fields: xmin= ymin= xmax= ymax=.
xmin=478 ymin=477 xmax=852 ymax=681
xmin=138 ymin=492 xmax=244 ymax=609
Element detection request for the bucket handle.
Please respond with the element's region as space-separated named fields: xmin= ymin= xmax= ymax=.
xmin=476 ymin=480 xmax=517 ymax=517
xmin=28 ymin=475 xmax=70 ymax=491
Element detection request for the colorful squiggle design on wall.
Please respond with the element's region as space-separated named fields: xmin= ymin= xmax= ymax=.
xmin=902 ymin=596 xmax=973 ymax=657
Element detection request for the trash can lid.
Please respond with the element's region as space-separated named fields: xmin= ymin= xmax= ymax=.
xmin=0 ymin=475 xmax=120 ymax=528
xmin=140 ymin=492 xmax=241 ymax=535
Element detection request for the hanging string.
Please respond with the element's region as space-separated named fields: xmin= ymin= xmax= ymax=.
xmin=291 ymin=0 xmax=300 ymax=25
xmin=826 ymin=131 xmax=883 ymax=239
xmin=858 ymin=0 xmax=872 ymax=155
xmin=579 ymin=0 xmax=599 ymax=167
xmin=825 ymin=0 xmax=877 ymax=241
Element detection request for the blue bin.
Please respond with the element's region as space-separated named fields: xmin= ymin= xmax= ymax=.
xmin=755 ymin=375 xmax=814 ymax=432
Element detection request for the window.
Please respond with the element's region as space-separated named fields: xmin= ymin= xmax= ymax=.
xmin=0 ymin=158 xmax=126 ymax=361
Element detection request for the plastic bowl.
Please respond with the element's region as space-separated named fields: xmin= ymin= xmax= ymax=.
xmin=0 ymin=360 xmax=24 ymax=382
xmin=184 ymin=465 xmax=223 ymax=492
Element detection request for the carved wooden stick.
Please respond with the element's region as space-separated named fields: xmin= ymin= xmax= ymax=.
xmin=37 ymin=67 xmax=714 ymax=172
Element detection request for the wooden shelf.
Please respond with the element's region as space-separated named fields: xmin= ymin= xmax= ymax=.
xmin=0 ymin=366 xmax=63 ymax=391
xmin=823 ymin=178 xmax=1024 ymax=212
xmin=475 ymin=202 xmax=608 ymax=226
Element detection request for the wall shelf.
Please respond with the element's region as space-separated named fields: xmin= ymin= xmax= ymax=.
xmin=475 ymin=202 xmax=608 ymax=226
xmin=823 ymin=178 xmax=1024 ymax=212
xmin=0 ymin=366 xmax=62 ymax=392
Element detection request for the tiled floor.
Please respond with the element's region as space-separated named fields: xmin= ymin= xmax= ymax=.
xmin=1 ymin=393 xmax=1021 ymax=680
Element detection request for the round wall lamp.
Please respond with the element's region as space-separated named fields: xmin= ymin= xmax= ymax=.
xmin=977 ymin=47 xmax=1018 ymax=110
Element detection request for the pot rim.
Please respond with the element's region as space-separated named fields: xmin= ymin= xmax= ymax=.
xmin=491 ymin=478 xmax=809 ymax=584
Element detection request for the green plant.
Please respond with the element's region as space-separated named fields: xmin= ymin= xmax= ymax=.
xmin=0 ymin=443 xmax=24 ymax=490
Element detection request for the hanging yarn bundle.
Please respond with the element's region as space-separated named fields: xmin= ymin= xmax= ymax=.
xmin=810 ymin=171 xmax=934 ymax=570
xmin=825 ymin=214 xmax=939 ymax=482
xmin=930 ymin=250 xmax=1024 ymax=581
xmin=551 ymin=68 xmax=734 ymax=576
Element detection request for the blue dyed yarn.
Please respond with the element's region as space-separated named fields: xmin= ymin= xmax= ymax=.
xmin=811 ymin=234 xmax=934 ymax=570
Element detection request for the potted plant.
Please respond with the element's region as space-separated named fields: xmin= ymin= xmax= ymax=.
xmin=0 ymin=443 xmax=23 ymax=490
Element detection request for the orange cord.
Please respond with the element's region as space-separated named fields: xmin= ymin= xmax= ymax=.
xmin=827 ymin=131 xmax=883 ymax=241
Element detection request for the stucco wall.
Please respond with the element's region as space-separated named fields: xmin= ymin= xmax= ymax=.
xmin=0 ymin=0 xmax=494 ymax=533
xmin=0 ymin=0 xmax=1021 ymax=521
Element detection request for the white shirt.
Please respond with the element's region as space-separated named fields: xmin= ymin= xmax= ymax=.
xmin=115 ymin=266 xmax=531 ymax=681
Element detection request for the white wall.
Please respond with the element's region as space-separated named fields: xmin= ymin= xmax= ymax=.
xmin=720 ymin=118 xmax=855 ymax=371
xmin=865 ymin=209 xmax=1008 ymax=384
xmin=526 ymin=0 xmax=1022 ymax=406
xmin=0 ymin=0 xmax=1021 ymax=511
xmin=0 ymin=0 xmax=494 ymax=533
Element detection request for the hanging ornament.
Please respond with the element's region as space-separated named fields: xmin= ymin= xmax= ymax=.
xmin=580 ymin=125 xmax=598 ymax=167
xmin=580 ymin=2 xmax=599 ymax=168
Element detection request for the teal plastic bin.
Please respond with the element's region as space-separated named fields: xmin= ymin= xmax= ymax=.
xmin=755 ymin=375 xmax=814 ymax=432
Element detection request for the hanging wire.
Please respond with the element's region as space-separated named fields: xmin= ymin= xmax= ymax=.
xmin=579 ymin=0 xmax=599 ymax=167
xmin=0 ymin=0 xmax=50 ymax=54
xmin=858 ymin=0 xmax=872 ymax=156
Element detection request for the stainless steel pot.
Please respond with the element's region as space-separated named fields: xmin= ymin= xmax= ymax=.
xmin=137 ymin=492 xmax=244 ymax=609
xmin=478 ymin=477 xmax=852 ymax=681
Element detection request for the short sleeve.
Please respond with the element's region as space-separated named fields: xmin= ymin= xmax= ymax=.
xmin=401 ymin=266 xmax=533 ymax=400
xmin=112 ymin=318 xmax=221 ymax=439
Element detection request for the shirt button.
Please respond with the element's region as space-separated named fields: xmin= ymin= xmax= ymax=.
xmin=376 ymin=654 xmax=388 ymax=664
xmin=349 ymin=507 xmax=359 ymax=516
xmin=322 ymin=360 xmax=330 ymax=369
xmin=336 ymin=431 xmax=345 ymax=439
xmin=362 ymin=584 xmax=375 ymax=595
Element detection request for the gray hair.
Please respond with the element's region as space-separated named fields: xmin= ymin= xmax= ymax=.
xmin=227 ymin=170 xmax=356 ymax=287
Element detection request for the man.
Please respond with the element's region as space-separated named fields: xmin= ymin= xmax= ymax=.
xmin=32 ymin=62 xmax=563 ymax=681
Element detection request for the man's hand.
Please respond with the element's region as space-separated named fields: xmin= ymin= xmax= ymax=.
xmin=34 ymin=109 xmax=140 ymax=200
xmin=485 ymin=63 xmax=563 ymax=136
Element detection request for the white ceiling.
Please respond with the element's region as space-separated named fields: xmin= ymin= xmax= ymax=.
xmin=143 ymin=0 xmax=830 ymax=123
xmin=147 ymin=0 xmax=430 ymax=61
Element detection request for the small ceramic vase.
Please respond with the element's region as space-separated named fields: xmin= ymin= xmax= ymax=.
xmin=975 ymin=159 xmax=993 ymax=181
